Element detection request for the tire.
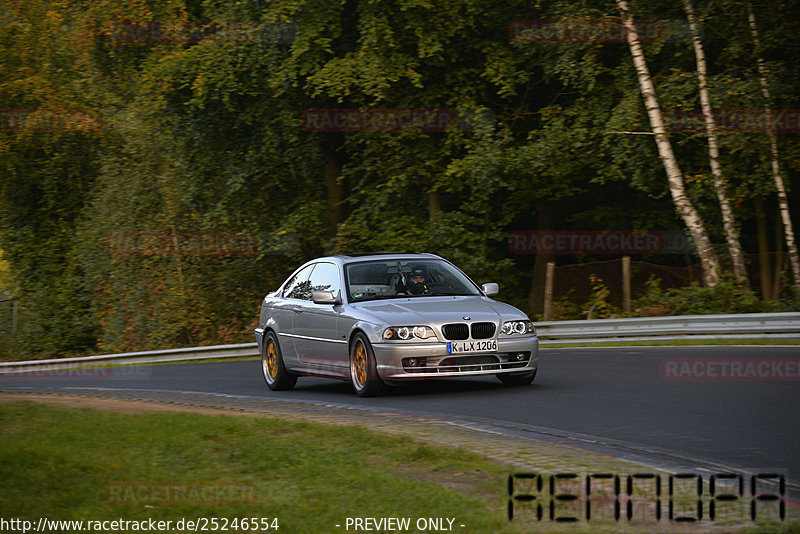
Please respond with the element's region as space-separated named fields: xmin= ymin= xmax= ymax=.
xmin=497 ymin=368 xmax=537 ymax=386
xmin=349 ymin=333 xmax=387 ymax=397
xmin=261 ymin=331 xmax=297 ymax=391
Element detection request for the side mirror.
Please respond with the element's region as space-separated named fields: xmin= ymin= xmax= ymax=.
xmin=312 ymin=290 xmax=340 ymax=305
xmin=482 ymin=283 xmax=499 ymax=297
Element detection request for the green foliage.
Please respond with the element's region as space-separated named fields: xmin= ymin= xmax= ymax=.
xmin=583 ymin=274 xmax=615 ymax=319
xmin=546 ymin=272 xmax=796 ymax=320
xmin=629 ymin=276 xmax=674 ymax=317
xmin=631 ymin=275 xmax=786 ymax=316
xmin=548 ymin=290 xmax=583 ymax=322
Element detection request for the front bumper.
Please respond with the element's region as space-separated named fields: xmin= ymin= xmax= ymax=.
xmin=372 ymin=336 xmax=539 ymax=380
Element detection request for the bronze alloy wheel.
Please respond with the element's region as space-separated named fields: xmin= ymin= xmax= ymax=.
xmin=261 ymin=331 xmax=297 ymax=391
xmin=349 ymin=333 xmax=386 ymax=397
xmin=352 ymin=343 xmax=367 ymax=389
xmin=265 ymin=341 xmax=278 ymax=382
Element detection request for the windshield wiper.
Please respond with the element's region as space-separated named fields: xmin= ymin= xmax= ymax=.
xmin=420 ymin=292 xmax=474 ymax=297
xmin=352 ymin=293 xmax=406 ymax=302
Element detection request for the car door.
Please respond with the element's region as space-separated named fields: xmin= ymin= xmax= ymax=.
xmin=292 ymin=261 xmax=349 ymax=377
xmin=274 ymin=263 xmax=315 ymax=367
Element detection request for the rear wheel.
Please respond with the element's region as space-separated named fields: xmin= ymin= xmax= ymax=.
xmin=262 ymin=331 xmax=297 ymax=391
xmin=497 ymin=368 xmax=537 ymax=386
xmin=350 ymin=333 xmax=386 ymax=397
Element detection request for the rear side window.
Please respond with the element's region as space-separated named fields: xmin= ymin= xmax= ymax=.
xmin=307 ymin=262 xmax=341 ymax=298
xmin=283 ymin=264 xmax=315 ymax=300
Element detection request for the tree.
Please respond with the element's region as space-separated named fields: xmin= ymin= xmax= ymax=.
xmin=747 ymin=6 xmax=800 ymax=291
xmin=0 ymin=0 xmax=106 ymax=356
xmin=684 ymin=0 xmax=748 ymax=283
xmin=617 ymin=0 xmax=721 ymax=286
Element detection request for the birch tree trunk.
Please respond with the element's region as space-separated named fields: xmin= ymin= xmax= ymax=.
xmin=748 ymin=7 xmax=800 ymax=291
xmin=617 ymin=0 xmax=721 ymax=286
xmin=684 ymin=0 xmax=748 ymax=284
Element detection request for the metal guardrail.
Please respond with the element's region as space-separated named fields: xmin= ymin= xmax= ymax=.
xmin=0 ymin=312 xmax=798 ymax=373
xmin=535 ymin=312 xmax=800 ymax=345
xmin=0 ymin=343 xmax=259 ymax=374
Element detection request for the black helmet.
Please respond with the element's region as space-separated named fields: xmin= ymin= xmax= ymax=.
xmin=407 ymin=265 xmax=429 ymax=294
xmin=409 ymin=264 xmax=428 ymax=277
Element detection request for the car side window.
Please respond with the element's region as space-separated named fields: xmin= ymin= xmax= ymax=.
xmin=283 ymin=264 xmax=315 ymax=300
xmin=308 ymin=262 xmax=341 ymax=299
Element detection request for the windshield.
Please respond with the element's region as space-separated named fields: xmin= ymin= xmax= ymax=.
xmin=345 ymin=259 xmax=482 ymax=302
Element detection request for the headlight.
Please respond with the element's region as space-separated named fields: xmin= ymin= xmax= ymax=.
xmin=501 ymin=320 xmax=535 ymax=336
xmin=382 ymin=326 xmax=436 ymax=341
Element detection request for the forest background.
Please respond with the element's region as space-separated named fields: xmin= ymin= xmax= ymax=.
xmin=0 ymin=0 xmax=798 ymax=359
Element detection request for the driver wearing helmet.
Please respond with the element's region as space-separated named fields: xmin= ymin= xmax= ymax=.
xmin=405 ymin=265 xmax=430 ymax=295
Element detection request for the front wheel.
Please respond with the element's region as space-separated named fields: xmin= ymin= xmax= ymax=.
xmin=497 ymin=368 xmax=537 ymax=386
xmin=261 ymin=331 xmax=297 ymax=391
xmin=350 ymin=333 xmax=387 ymax=397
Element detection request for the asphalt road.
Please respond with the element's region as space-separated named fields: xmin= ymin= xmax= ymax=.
xmin=3 ymin=345 xmax=798 ymax=484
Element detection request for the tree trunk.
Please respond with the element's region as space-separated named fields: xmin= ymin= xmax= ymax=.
xmin=754 ymin=196 xmax=772 ymax=299
xmin=748 ymin=7 xmax=800 ymax=291
xmin=428 ymin=190 xmax=440 ymax=220
xmin=617 ymin=0 xmax=721 ymax=286
xmin=684 ymin=0 xmax=748 ymax=284
xmin=543 ymin=261 xmax=555 ymax=321
xmin=622 ymin=255 xmax=631 ymax=313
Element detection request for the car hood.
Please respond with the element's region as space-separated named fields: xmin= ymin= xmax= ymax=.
xmin=349 ymin=296 xmax=527 ymax=326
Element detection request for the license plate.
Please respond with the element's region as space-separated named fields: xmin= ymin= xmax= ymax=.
xmin=446 ymin=340 xmax=497 ymax=354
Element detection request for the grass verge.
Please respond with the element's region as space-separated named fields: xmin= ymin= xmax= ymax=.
xmin=0 ymin=401 xmax=525 ymax=533
xmin=1 ymin=400 xmax=798 ymax=533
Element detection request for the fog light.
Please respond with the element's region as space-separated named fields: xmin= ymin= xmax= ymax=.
xmin=515 ymin=352 xmax=525 ymax=361
xmin=402 ymin=357 xmax=426 ymax=370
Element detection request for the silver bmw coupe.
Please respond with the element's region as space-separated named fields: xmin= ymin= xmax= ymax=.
xmin=255 ymin=253 xmax=539 ymax=396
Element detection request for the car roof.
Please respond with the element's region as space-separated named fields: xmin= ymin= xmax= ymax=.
xmin=332 ymin=252 xmax=442 ymax=263
xmin=299 ymin=253 xmax=444 ymax=267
